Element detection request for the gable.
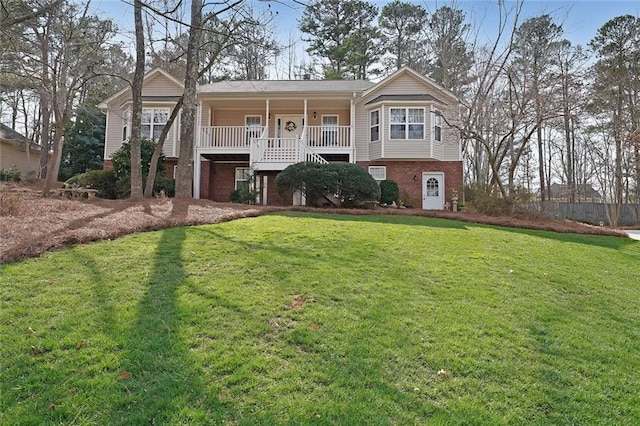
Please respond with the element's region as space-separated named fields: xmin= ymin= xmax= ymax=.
xmin=98 ymin=68 xmax=184 ymax=109
xmin=360 ymin=68 xmax=458 ymax=107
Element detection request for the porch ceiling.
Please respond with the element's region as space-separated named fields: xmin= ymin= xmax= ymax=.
xmin=200 ymin=97 xmax=352 ymax=111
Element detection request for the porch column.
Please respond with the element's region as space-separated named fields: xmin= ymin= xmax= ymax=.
xmin=265 ymin=99 xmax=270 ymax=132
xmin=193 ymin=100 xmax=203 ymax=198
xmin=193 ymin=151 xmax=201 ymax=198
xmin=350 ymin=95 xmax=356 ymax=163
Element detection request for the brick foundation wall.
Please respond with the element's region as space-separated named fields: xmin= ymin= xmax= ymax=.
xmin=259 ymin=172 xmax=293 ymax=206
xmin=199 ymin=160 xmax=210 ymax=199
xmin=205 ymin=162 xmax=247 ymax=203
xmin=357 ymin=160 xmax=463 ymax=207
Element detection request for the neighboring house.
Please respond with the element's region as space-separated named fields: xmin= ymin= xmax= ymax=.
xmin=549 ymin=183 xmax=603 ymax=203
xmin=99 ymin=67 xmax=463 ymax=209
xmin=0 ymin=123 xmax=42 ymax=178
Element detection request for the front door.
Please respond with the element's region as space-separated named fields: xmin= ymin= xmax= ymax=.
xmin=277 ymin=115 xmax=304 ymax=139
xmin=422 ymin=172 xmax=444 ymax=210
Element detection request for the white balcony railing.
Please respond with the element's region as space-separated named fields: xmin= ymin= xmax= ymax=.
xmin=305 ymin=125 xmax=351 ymax=148
xmin=199 ymin=125 xmax=351 ymax=149
xmin=199 ymin=126 xmax=265 ymax=149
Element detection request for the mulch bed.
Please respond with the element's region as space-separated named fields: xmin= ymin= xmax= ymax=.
xmin=0 ymin=180 xmax=628 ymax=264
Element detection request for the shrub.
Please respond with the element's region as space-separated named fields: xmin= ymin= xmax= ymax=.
xmin=230 ymin=187 xmax=259 ymax=204
xmin=65 ymin=169 xmax=117 ymax=199
xmin=111 ymin=138 xmax=166 ymax=179
xmin=379 ymin=179 xmax=399 ymax=205
xmin=110 ymin=138 xmax=173 ymax=198
xmin=465 ymin=182 xmax=509 ymax=215
xmin=0 ymin=168 xmax=21 ymax=183
xmin=276 ymin=162 xmax=380 ymax=207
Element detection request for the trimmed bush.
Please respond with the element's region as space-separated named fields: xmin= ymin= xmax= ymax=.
xmin=379 ymin=179 xmax=399 ymax=205
xmin=276 ymin=162 xmax=380 ymax=207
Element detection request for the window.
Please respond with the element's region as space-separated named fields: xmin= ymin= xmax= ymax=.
xmin=390 ymin=107 xmax=424 ymax=140
xmin=434 ymin=113 xmax=442 ymax=142
xmin=122 ymin=110 xmax=129 ymax=141
xmin=322 ymin=115 xmax=338 ymax=145
xmin=368 ymin=166 xmax=386 ymax=182
xmin=246 ymin=115 xmax=262 ymax=144
xmin=370 ymin=110 xmax=380 ymax=142
xmin=141 ymin=108 xmax=169 ymax=141
xmin=426 ymin=177 xmax=439 ymax=196
xmin=235 ymin=167 xmax=251 ymax=190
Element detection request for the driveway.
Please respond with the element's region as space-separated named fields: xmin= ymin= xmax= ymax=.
xmin=625 ymin=230 xmax=640 ymax=240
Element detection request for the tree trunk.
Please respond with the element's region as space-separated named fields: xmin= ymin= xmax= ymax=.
xmin=144 ymin=97 xmax=183 ymax=197
xmin=175 ymin=0 xmax=203 ymax=198
xmin=38 ymin=25 xmax=50 ymax=179
xmin=129 ymin=0 xmax=145 ymax=200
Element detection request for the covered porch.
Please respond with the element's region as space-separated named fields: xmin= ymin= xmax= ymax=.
xmin=193 ymin=96 xmax=356 ymax=198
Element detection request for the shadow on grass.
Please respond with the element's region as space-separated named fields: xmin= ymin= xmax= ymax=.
xmin=101 ymin=228 xmax=222 ymax=424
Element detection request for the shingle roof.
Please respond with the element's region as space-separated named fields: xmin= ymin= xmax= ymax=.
xmin=0 ymin=123 xmax=28 ymax=143
xmin=198 ymin=79 xmax=375 ymax=94
xmin=0 ymin=123 xmax=41 ymax=151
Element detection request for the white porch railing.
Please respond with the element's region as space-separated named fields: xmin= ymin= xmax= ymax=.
xmin=200 ymin=126 xmax=265 ymax=148
xmin=200 ymin=125 xmax=352 ymax=150
xmin=305 ymin=125 xmax=351 ymax=148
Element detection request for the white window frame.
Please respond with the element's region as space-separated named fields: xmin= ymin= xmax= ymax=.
xmin=434 ymin=113 xmax=442 ymax=142
xmin=122 ymin=109 xmax=130 ymax=141
xmin=368 ymin=165 xmax=386 ymax=182
xmin=235 ymin=167 xmax=251 ymax=190
xmin=322 ymin=114 xmax=339 ymax=145
xmin=370 ymin=109 xmax=380 ymax=142
xmin=389 ymin=107 xmax=425 ymax=140
xmin=141 ymin=107 xmax=170 ymax=141
xmin=245 ymin=115 xmax=262 ymax=143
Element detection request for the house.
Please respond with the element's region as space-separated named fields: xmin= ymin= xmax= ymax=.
xmin=99 ymin=67 xmax=463 ymax=209
xmin=0 ymin=123 xmax=42 ymax=178
xmin=549 ymin=183 xmax=603 ymax=203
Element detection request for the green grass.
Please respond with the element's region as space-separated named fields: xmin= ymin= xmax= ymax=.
xmin=1 ymin=212 xmax=639 ymax=425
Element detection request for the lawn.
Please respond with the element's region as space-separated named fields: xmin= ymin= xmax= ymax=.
xmin=1 ymin=212 xmax=639 ymax=425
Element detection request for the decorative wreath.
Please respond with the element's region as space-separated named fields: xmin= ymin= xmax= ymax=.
xmin=284 ymin=120 xmax=297 ymax=132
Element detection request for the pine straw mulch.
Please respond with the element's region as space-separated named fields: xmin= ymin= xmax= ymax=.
xmin=0 ymin=180 xmax=628 ymax=264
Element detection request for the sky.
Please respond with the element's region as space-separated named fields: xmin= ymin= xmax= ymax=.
xmin=91 ymin=0 xmax=640 ymax=72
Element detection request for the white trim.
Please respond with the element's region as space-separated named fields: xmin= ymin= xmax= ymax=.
xmin=369 ymin=109 xmax=380 ymax=143
xmin=350 ymin=96 xmax=356 ymax=162
xmin=422 ymin=172 xmax=445 ymax=210
xmin=389 ymin=107 xmax=425 ymax=140
xmin=429 ymin=105 xmax=434 ymax=159
xmin=262 ymin=175 xmax=268 ymax=206
xmin=368 ymin=166 xmax=386 ymax=181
